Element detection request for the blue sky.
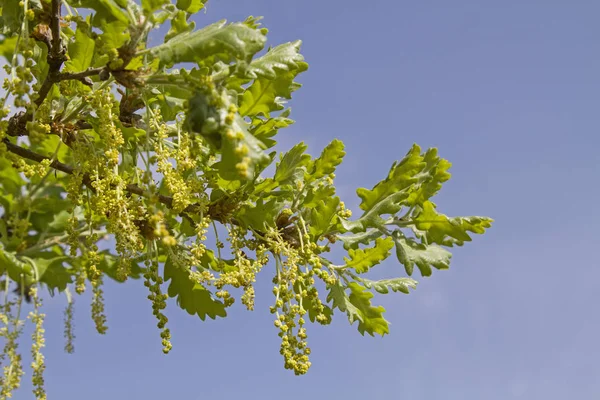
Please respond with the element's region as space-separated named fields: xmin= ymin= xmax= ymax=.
xmin=15 ymin=1 xmax=600 ymax=399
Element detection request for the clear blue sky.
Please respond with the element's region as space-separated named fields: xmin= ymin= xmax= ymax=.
xmin=18 ymin=1 xmax=600 ymax=398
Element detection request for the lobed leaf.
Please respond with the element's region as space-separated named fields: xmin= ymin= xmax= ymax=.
xmin=308 ymin=195 xmax=340 ymax=239
xmin=244 ymin=40 xmax=308 ymax=80
xmin=68 ymin=0 xmax=130 ymax=25
xmin=236 ymin=198 xmax=284 ymax=230
xmin=411 ymin=201 xmax=493 ymax=247
xmin=249 ymin=109 xmax=295 ymax=148
xmin=338 ymin=229 xmax=383 ymax=250
xmin=327 ymin=282 xmax=389 ymax=336
xmin=217 ymin=114 xmax=271 ymax=181
xmin=274 ymin=142 xmax=311 ymax=186
xmin=149 ymin=20 xmax=266 ymax=66
xmin=238 ymin=72 xmax=300 ymax=117
xmin=164 ymin=256 xmax=227 ymax=321
xmin=341 ymin=190 xmax=409 ymax=233
xmin=65 ymin=25 xmax=95 ymax=73
xmin=392 ymin=231 xmax=450 ymax=276
xmin=310 ymin=139 xmax=346 ymax=180
xmin=405 ymin=148 xmax=452 ymax=206
xmin=176 ymin=0 xmax=206 ymax=13
xmin=342 ymin=237 xmax=394 ymax=274
xmin=356 ymin=144 xmax=425 ymax=211
xmin=358 ymin=276 xmax=418 ymax=295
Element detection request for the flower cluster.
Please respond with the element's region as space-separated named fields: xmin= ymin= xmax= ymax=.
xmin=28 ymin=287 xmax=46 ymax=400
xmin=0 ymin=298 xmax=25 ymax=398
xmin=144 ymin=243 xmax=171 ymax=354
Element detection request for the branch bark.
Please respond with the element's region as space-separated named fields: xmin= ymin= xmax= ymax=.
xmin=35 ymin=0 xmax=67 ymax=107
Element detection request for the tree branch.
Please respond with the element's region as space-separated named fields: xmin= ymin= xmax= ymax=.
xmin=34 ymin=0 xmax=67 ymax=107
xmin=1 ymin=138 xmax=203 ymax=215
xmin=59 ymin=68 xmax=105 ymax=86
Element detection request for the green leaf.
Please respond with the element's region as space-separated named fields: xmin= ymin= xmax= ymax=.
xmin=149 ymin=20 xmax=266 ymax=65
xmin=176 ymin=0 xmax=206 ymax=13
xmin=327 ymin=281 xmax=389 ymax=336
xmin=302 ymin=291 xmax=332 ymax=324
xmin=358 ymin=276 xmax=418 ymax=295
xmin=347 ymin=282 xmax=389 ymax=336
xmin=0 ymin=159 xmax=26 ymax=195
xmin=48 ymin=210 xmax=72 ymax=231
xmin=0 ymin=245 xmax=33 ymax=284
xmin=406 ymin=148 xmax=452 ymax=206
xmin=356 ymin=144 xmax=424 ymax=211
xmin=69 ymin=0 xmax=129 ymax=25
xmin=274 ymin=142 xmax=310 ymax=185
xmin=65 ymin=24 xmax=95 ymax=72
xmin=244 ymin=40 xmax=308 ymax=80
xmin=165 ymin=10 xmax=195 ymax=42
xmin=0 ymin=35 xmax=17 ymax=61
xmin=93 ymin=21 xmax=130 ymax=66
xmin=186 ymin=90 xmax=271 ymax=181
xmin=142 ymin=0 xmax=169 ymax=13
xmin=338 ymin=229 xmax=383 ymax=250
xmin=342 ymin=237 xmax=394 ymax=274
xmin=238 ymin=72 xmax=300 ymax=117
xmin=411 ymin=201 xmax=493 ymax=247
xmin=99 ymin=253 xmax=145 ymax=282
xmin=27 ymin=251 xmax=73 ymax=294
xmin=392 ymin=230 xmax=451 ymax=277
xmin=217 ymin=114 xmax=271 ymax=181
xmin=341 ymin=190 xmax=410 ymax=233
xmin=310 ymin=139 xmax=345 ymax=180
xmin=302 ymin=185 xmax=336 ymax=208
xmin=164 ymin=256 xmax=227 ymax=321
xmin=0 ymin=0 xmax=22 ymax=34
xmin=236 ymin=198 xmax=284 ymax=230
xmin=308 ymin=195 xmax=340 ymax=239
xmin=249 ymin=109 xmax=294 ymax=148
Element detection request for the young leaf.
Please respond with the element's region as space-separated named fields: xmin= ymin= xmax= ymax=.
xmin=176 ymin=0 xmax=206 ymax=13
xmin=356 ymin=144 xmax=425 ymax=211
xmin=98 ymin=253 xmax=145 ymax=282
xmin=274 ymin=142 xmax=310 ymax=185
xmin=392 ymin=230 xmax=451 ymax=276
xmin=310 ymin=139 xmax=346 ymax=180
xmin=342 ymin=237 xmax=394 ymax=274
xmin=412 ymin=201 xmax=493 ymax=247
xmin=142 ymin=0 xmax=169 ymax=13
xmin=0 ymin=245 xmax=33 ymax=284
xmin=217 ymin=114 xmax=271 ymax=181
xmin=358 ymin=277 xmax=418 ymax=295
xmin=69 ymin=0 xmax=129 ymax=25
xmin=244 ymin=40 xmax=309 ymax=80
xmin=239 ymin=72 xmax=300 ymax=117
xmin=148 ymin=20 xmax=266 ymax=65
xmin=341 ymin=190 xmax=410 ymax=233
xmin=236 ymin=198 xmax=284 ymax=230
xmin=1 ymin=0 xmax=23 ymax=33
xmin=406 ymin=148 xmax=452 ymax=206
xmin=338 ymin=229 xmax=383 ymax=250
xmin=342 ymin=282 xmax=390 ymax=336
xmin=164 ymin=257 xmax=227 ymax=321
xmin=249 ymin=110 xmax=295 ymax=148
xmin=165 ymin=10 xmax=195 ymax=41
xmin=65 ymin=25 xmax=95 ymax=72
xmin=308 ymin=195 xmax=340 ymax=239
xmin=25 ymin=251 xmax=73 ymax=294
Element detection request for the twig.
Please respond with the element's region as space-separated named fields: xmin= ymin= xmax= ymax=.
xmin=59 ymin=68 xmax=105 ymax=86
xmin=2 ymin=138 xmax=205 ymax=216
xmin=34 ymin=0 xmax=67 ymax=107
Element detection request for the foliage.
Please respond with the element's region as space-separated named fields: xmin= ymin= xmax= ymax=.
xmin=0 ymin=0 xmax=492 ymax=397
